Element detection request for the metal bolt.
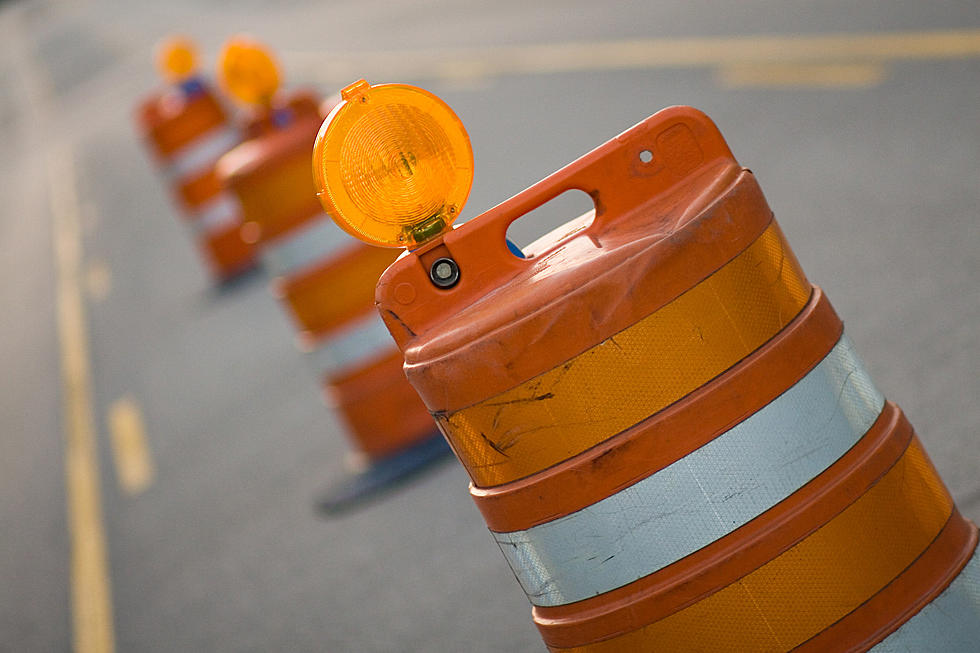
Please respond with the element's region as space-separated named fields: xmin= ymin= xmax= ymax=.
xmin=429 ymin=257 xmax=460 ymax=288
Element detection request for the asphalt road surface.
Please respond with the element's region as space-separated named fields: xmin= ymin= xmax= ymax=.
xmin=1 ymin=0 xmax=978 ymax=651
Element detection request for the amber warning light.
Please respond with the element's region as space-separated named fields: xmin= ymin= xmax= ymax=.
xmin=312 ymin=80 xmax=474 ymax=249
xmin=156 ymin=36 xmax=198 ymax=83
xmin=218 ymin=36 xmax=281 ymax=107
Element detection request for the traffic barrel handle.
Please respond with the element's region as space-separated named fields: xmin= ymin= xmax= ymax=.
xmin=379 ymin=106 xmax=739 ymax=349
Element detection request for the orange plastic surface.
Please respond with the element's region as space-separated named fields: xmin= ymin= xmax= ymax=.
xmin=439 ymin=221 xmax=809 ymax=487
xmin=380 ymin=108 xmax=774 ymax=416
xmin=326 ymin=349 xmax=436 ymax=459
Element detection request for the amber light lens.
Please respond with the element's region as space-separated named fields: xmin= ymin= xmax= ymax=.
xmin=217 ymin=36 xmax=280 ymax=106
xmin=156 ymin=36 xmax=198 ymax=82
xmin=312 ymin=80 xmax=473 ymax=248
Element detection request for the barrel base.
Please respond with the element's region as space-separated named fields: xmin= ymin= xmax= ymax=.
xmin=315 ymin=432 xmax=452 ymax=516
xmin=208 ymin=261 xmax=265 ymax=296
xmin=211 ymin=258 xmax=261 ymax=287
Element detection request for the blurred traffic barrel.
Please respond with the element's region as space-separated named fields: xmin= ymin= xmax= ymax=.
xmin=136 ymin=82 xmax=256 ymax=281
xmin=216 ymin=87 xmax=448 ymax=515
xmin=135 ymin=36 xmax=257 ymax=283
xmin=376 ymin=106 xmax=979 ymax=651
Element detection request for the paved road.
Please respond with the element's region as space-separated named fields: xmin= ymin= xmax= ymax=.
xmin=1 ymin=0 xmax=978 ymax=651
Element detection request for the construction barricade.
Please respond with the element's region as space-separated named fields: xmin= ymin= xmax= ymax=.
xmin=359 ymin=102 xmax=979 ymax=650
xmin=214 ymin=48 xmax=449 ymax=514
xmin=134 ymin=37 xmax=255 ymax=282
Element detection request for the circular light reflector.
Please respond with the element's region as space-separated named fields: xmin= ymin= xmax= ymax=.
xmin=312 ymin=80 xmax=473 ymax=248
xmin=156 ymin=36 xmax=198 ymax=82
xmin=218 ymin=36 xmax=280 ymax=106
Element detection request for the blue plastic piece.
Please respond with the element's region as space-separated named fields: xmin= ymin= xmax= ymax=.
xmin=271 ymin=107 xmax=295 ymax=128
xmin=178 ymin=76 xmax=206 ymax=98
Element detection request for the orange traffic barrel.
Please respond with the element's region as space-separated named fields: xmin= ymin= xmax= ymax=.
xmin=214 ymin=61 xmax=449 ymax=514
xmin=134 ymin=37 xmax=256 ymax=282
xmin=370 ymin=105 xmax=979 ymax=650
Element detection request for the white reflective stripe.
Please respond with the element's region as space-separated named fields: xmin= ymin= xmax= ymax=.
xmin=308 ymin=310 xmax=395 ymax=378
xmin=872 ymin=548 xmax=980 ymax=652
xmin=262 ymin=214 xmax=352 ymax=279
xmin=494 ymin=334 xmax=884 ymax=607
xmin=188 ymin=193 xmax=242 ymax=235
xmin=165 ymin=126 xmax=240 ymax=181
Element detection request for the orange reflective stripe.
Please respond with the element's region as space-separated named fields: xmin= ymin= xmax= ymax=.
xmin=555 ymin=437 xmax=953 ymax=652
xmin=277 ymin=244 xmax=399 ymax=338
xmin=326 ymin=349 xmax=436 ymax=459
xmin=796 ymin=512 xmax=977 ymax=652
xmin=176 ymin=168 xmax=223 ymax=209
xmin=437 ymin=222 xmax=810 ymax=487
xmin=200 ymin=221 xmax=256 ymax=278
xmin=218 ymin=118 xmax=323 ymax=244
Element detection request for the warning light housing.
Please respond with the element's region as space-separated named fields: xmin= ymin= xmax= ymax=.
xmin=312 ymin=80 xmax=474 ymax=249
xmin=218 ymin=36 xmax=281 ymax=106
xmin=156 ymin=36 xmax=198 ymax=83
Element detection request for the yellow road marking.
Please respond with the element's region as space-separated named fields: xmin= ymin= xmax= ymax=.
xmin=717 ymin=62 xmax=888 ymax=88
xmin=282 ymin=28 xmax=980 ymax=84
xmin=51 ymin=149 xmax=116 ymax=653
xmin=5 ymin=7 xmax=115 ymax=649
xmin=108 ymin=397 xmax=155 ymax=495
xmin=85 ymin=258 xmax=112 ymax=303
